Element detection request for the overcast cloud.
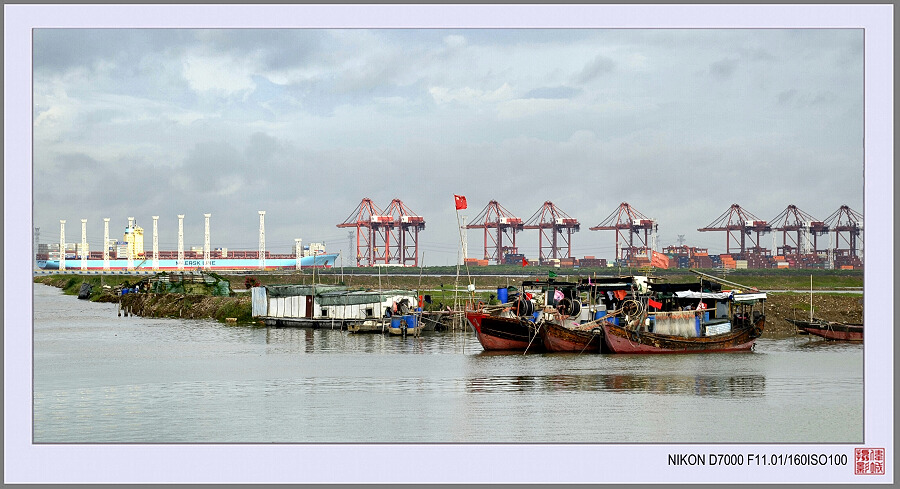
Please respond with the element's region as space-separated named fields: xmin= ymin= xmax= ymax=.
xmin=32 ymin=28 xmax=864 ymax=264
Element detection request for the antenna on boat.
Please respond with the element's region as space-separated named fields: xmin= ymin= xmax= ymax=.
xmin=810 ymin=274 xmax=814 ymax=322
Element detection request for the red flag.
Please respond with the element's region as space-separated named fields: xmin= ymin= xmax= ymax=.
xmin=522 ymin=257 xmax=528 ymax=267
xmin=648 ymin=298 xmax=662 ymax=310
xmin=454 ymin=194 xmax=467 ymax=210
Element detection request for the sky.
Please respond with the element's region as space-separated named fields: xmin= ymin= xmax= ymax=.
xmin=32 ymin=27 xmax=864 ymax=265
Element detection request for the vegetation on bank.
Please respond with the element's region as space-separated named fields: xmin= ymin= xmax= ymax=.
xmin=221 ymin=267 xmax=862 ymax=293
xmin=33 ymin=274 xmax=255 ymax=324
xmin=33 ymin=274 xmax=134 ymax=300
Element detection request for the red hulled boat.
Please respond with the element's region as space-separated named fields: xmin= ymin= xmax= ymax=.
xmin=788 ymin=318 xmax=863 ymax=342
xmin=466 ymin=310 xmax=544 ymax=352
xmin=600 ymin=290 xmax=767 ymax=354
xmin=539 ymin=318 xmax=605 ymax=353
xmin=601 ymin=314 xmax=765 ymax=354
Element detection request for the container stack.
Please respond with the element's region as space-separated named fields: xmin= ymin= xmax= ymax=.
xmin=720 ymin=254 xmax=737 ymax=269
xmin=579 ymin=256 xmax=607 ymax=267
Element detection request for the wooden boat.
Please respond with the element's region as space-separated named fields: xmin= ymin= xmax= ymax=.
xmin=598 ymin=271 xmax=768 ymax=354
xmin=539 ymin=317 xmax=605 ymax=353
xmin=466 ymin=310 xmax=543 ymax=351
xmin=602 ymin=313 xmax=765 ymax=354
xmin=787 ymin=318 xmax=863 ymax=341
xmin=466 ymin=279 xmax=584 ymax=352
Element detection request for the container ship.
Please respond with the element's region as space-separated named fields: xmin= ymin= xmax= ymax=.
xmin=36 ymin=252 xmax=338 ymax=271
xmin=36 ymin=222 xmax=338 ymax=271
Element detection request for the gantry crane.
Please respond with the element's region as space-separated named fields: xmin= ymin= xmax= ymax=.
xmin=589 ymin=202 xmax=656 ymax=262
xmin=523 ymin=201 xmax=580 ymax=264
xmin=697 ymin=204 xmax=771 ymax=256
xmin=823 ymin=205 xmax=863 ymax=267
xmin=336 ymin=198 xmax=391 ymax=267
xmin=337 ymin=198 xmax=426 ymax=267
xmin=769 ymin=205 xmax=829 ymax=260
xmin=382 ymin=198 xmax=425 ymax=267
xmin=465 ymin=200 xmax=524 ymax=265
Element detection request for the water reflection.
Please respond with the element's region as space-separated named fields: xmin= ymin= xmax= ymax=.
xmin=262 ymin=327 xmax=475 ymax=355
xmin=466 ymin=373 xmax=765 ymax=397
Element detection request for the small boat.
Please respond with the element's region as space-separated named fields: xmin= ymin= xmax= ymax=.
xmin=385 ymin=314 xmax=424 ymax=336
xmin=466 ymin=309 xmax=543 ymax=351
xmin=466 ymin=279 xmax=583 ymax=352
xmin=787 ymin=318 xmax=863 ymax=341
xmin=598 ymin=271 xmax=768 ymax=354
xmin=539 ymin=316 xmax=605 ymax=353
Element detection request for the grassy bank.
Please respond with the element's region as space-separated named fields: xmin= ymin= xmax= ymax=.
xmin=119 ymin=293 xmax=254 ymax=323
xmin=34 ymin=274 xmax=254 ymax=324
xmin=33 ymin=274 xmax=135 ymax=301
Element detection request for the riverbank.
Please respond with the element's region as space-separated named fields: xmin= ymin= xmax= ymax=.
xmin=34 ymin=274 xmax=863 ymax=338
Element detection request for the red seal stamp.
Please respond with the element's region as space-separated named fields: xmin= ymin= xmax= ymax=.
xmin=855 ymin=448 xmax=885 ymax=475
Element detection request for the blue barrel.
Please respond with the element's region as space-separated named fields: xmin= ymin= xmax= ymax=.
xmin=497 ymin=287 xmax=508 ymax=304
xmin=695 ymin=316 xmax=702 ymax=337
xmin=611 ymin=317 xmax=619 ymax=326
xmin=594 ymin=311 xmax=604 ymax=320
xmin=391 ymin=317 xmax=402 ymax=329
xmin=404 ymin=315 xmax=416 ymax=328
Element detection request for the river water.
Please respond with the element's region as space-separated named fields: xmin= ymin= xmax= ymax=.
xmin=32 ymin=284 xmax=863 ymax=444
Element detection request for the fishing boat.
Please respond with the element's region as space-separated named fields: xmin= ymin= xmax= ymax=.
xmin=466 ymin=307 xmax=542 ymax=351
xmin=539 ymin=317 xmax=605 ymax=353
xmin=466 ymin=280 xmax=587 ymax=352
xmin=787 ymin=318 xmax=863 ymax=341
xmin=598 ymin=271 xmax=767 ymax=354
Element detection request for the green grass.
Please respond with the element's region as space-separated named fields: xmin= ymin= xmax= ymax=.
xmin=214 ymin=300 xmax=253 ymax=323
xmin=309 ymin=267 xmax=863 ymax=291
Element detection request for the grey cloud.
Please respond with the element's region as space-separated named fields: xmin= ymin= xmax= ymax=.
xmin=575 ymin=55 xmax=615 ymax=84
xmin=33 ymin=29 xmax=194 ymax=74
xmin=523 ymin=86 xmax=581 ymax=100
xmin=195 ymin=29 xmax=328 ymax=71
xmin=709 ymin=58 xmax=738 ymax=79
xmin=777 ymin=89 xmax=797 ymax=105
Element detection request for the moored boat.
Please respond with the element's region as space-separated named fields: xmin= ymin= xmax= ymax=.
xmin=466 ymin=309 xmax=543 ymax=351
xmin=466 ymin=279 xmax=583 ymax=352
xmin=598 ymin=271 xmax=768 ymax=354
xmin=539 ymin=317 xmax=605 ymax=353
xmin=601 ymin=312 xmax=765 ymax=354
xmin=385 ymin=314 xmax=425 ymax=336
xmin=787 ymin=318 xmax=863 ymax=341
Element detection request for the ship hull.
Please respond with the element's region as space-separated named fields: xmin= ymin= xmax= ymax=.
xmin=466 ymin=311 xmax=544 ymax=352
xmin=540 ymin=319 xmax=605 ymax=353
xmin=788 ymin=319 xmax=863 ymax=341
xmin=602 ymin=316 xmax=765 ymax=354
